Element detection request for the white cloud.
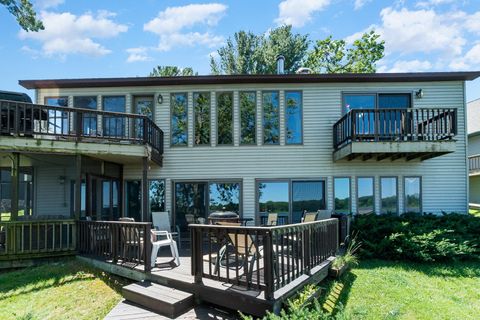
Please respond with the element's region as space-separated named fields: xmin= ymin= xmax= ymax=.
xmin=465 ymin=11 xmax=480 ymax=34
xmin=354 ymin=0 xmax=372 ymax=10
xmin=35 ymin=0 xmax=64 ymax=9
xmin=387 ymin=59 xmax=433 ymax=72
xmin=19 ymin=11 xmax=128 ymax=58
xmin=126 ymin=47 xmax=152 ymax=63
xmin=450 ymin=43 xmax=480 ymax=70
xmin=144 ymin=3 xmax=226 ymax=52
xmin=275 ymin=0 xmax=331 ymax=27
xmin=415 ymin=0 xmax=457 ymax=8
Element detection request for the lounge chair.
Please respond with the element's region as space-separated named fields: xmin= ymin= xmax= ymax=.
xmin=302 ymin=212 xmax=317 ymax=222
xmin=150 ymin=229 xmax=180 ymax=267
xmin=266 ymin=213 xmax=278 ymax=226
xmin=152 ymin=211 xmax=181 ymax=249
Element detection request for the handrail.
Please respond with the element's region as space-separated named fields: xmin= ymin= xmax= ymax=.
xmin=469 ymin=155 xmax=480 ymax=172
xmin=333 ymin=108 xmax=457 ymax=150
xmin=190 ymin=219 xmax=339 ymax=300
xmin=0 ymin=99 xmax=164 ymax=155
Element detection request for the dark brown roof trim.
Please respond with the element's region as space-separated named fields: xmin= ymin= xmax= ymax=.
xmin=19 ymin=71 xmax=480 ymax=89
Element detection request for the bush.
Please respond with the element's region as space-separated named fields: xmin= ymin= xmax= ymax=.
xmin=352 ymin=213 xmax=480 ymax=262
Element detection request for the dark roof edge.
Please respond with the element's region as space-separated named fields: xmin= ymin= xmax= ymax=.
xmin=19 ymin=71 xmax=480 ymax=89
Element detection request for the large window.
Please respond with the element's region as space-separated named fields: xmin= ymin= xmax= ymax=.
xmin=381 ymin=177 xmax=398 ymax=214
xmin=285 ymin=91 xmax=302 ymax=144
xmin=292 ymin=181 xmax=325 ymax=223
xmin=125 ymin=180 xmax=142 ymax=221
xmin=217 ymin=92 xmax=233 ymax=145
xmin=149 ymin=180 xmax=165 ymax=213
xmin=334 ymin=177 xmax=350 ymax=214
xmin=73 ymin=96 xmax=97 ymax=136
xmin=404 ymin=177 xmax=421 ymax=214
xmin=0 ymin=168 xmax=33 ymax=219
xmin=209 ymin=182 xmax=240 ymax=213
xmin=240 ymin=92 xmax=256 ymax=145
xmin=171 ymin=93 xmax=188 ymax=146
xmin=357 ymin=177 xmax=374 ymax=214
xmin=103 ymin=96 xmax=126 ymax=137
xmin=194 ymin=92 xmax=210 ymax=145
xmin=343 ymin=94 xmax=376 ymax=114
xmin=258 ymin=179 xmax=325 ymax=224
xmin=45 ymin=97 xmax=69 ymax=134
xmin=263 ymin=91 xmax=280 ymax=144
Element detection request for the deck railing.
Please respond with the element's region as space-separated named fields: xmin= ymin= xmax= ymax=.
xmin=469 ymin=155 xmax=480 ymax=173
xmin=0 ymin=219 xmax=76 ymax=258
xmin=0 ymin=99 xmax=164 ymax=155
xmin=190 ymin=218 xmax=339 ymax=300
xmin=77 ymin=220 xmax=152 ymax=272
xmin=333 ymin=108 xmax=457 ymax=150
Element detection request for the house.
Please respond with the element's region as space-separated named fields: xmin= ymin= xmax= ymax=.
xmin=468 ymin=98 xmax=480 ymax=205
xmin=0 ymin=70 xmax=479 ymax=316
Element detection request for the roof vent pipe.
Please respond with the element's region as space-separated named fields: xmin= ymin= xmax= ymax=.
xmin=276 ymin=55 xmax=285 ymax=75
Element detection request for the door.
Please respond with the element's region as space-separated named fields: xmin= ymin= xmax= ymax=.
xmin=101 ymin=180 xmax=119 ymax=220
xmin=174 ymin=182 xmax=208 ymax=232
xmin=133 ymin=96 xmax=154 ymax=139
xmin=378 ymin=93 xmax=411 ymax=139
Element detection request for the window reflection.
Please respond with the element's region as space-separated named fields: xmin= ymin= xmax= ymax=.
xmin=258 ymin=182 xmax=289 ymax=224
xmin=263 ymin=92 xmax=280 ymax=144
xmin=74 ymin=96 xmax=97 ymax=136
xmin=45 ymin=97 xmax=69 ymax=134
xmin=209 ymin=183 xmax=240 ymax=213
xmin=405 ymin=177 xmax=421 ymax=213
xmin=285 ymin=91 xmax=302 ymax=144
xmin=381 ymin=177 xmax=398 ymax=214
xmin=217 ymin=92 xmax=233 ymax=145
xmin=334 ymin=178 xmax=350 ymax=214
xmin=125 ymin=180 xmax=142 ymax=221
xmin=357 ymin=177 xmax=374 ymax=215
xmin=103 ymin=96 xmax=126 ymax=137
xmin=194 ymin=92 xmax=210 ymax=145
xmin=292 ymin=181 xmax=325 ymax=223
xmin=149 ymin=180 xmax=165 ymax=213
xmin=171 ymin=93 xmax=188 ymax=146
xmin=240 ymin=92 xmax=256 ymax=144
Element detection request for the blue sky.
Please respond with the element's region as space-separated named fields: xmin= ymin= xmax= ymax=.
xmin=1 ymin=0 xmax=479 ymax=101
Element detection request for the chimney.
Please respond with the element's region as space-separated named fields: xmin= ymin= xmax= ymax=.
xmin=276 ymin=55 xmax=285 ymax=74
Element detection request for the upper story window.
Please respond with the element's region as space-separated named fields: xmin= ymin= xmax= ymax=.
xmin=74 ymin=96 xmax=97 ymax=136
xmin=193 ymin=92 xmax=210 ymax=145
xmin=343 ymin=92 xmax=411 ymax=114
xmin=240 ymin=91 xmax=256 ymax=145
xmin=285 ymin=91 xmax=303 ymax=144
xmin=45 ymin=97 xmax=68 ymax=134
xmin=45 ymin=97 xmax=68 ymax=107
xmin=217 ymin=92 xmax=233 ymax=145
xmin=262 ymin=91 xmax=280 ymax=145
xmin=103 ymin=96 xmax=126 ymax=137
xmin=171 ymin=93 xmax=188 ymax=146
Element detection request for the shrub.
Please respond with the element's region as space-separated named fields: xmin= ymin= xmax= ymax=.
xmin=352 ymin=213 xmax=480 ymax=262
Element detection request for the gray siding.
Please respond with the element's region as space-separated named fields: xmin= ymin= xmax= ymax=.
xmin=37 ymin=80 xmax=469 ymax=218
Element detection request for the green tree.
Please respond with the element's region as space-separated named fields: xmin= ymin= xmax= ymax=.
xmin=210 ymin=25 xmax=309 ymax=75
xmin=2 ymin=0 xmax=44 ymax=32
xmin=149 ymin=66 xmax=197 ymax=77
xmin=306 ymin=30 xmax=385 ymax=73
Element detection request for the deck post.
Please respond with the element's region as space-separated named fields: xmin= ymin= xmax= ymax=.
xmin=144 ymin=223 xmax=152 ymax=272
xmin=263 ymin=230 xmax=274 ymax=300
xmin=74 ymin=154 xmax=82 ymax=220
xmin=10 ymin=153 xmax=20 ymax=221
xmin=142 ymin=157 xmax=148 ymax=222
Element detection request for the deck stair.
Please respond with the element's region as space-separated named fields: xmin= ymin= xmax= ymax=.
xmin=122 ymin=281 xmax=194 ymax=319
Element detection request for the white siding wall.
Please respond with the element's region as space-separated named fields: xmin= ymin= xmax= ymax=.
xmin=37 ymin=81 xmax=468 ymax=219
xmin=35 ymin=165 xmax=75 ymax=217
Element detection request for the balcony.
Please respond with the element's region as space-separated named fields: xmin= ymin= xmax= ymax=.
xmin=333 ymin=108 xmax=457 ymax=162
xmin=0 ymin=100 xmax=163 ymax=165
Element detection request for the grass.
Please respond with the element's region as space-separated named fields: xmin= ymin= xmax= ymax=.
xmin=0 ymin=258 xmax=128 ymax=320
xmin=469 ymin=209 xmax=480 ymax=217
xmin=317 ymin=259 xmax=480 ymax=320
xmin=1 ymin=211 xmax=26 ymax=222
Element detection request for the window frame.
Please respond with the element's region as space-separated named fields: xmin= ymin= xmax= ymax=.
xmin=216 ymin=91 xmax=234 ymax=146
xmin=261 ymin=90 xmax=280 ymax=145
xmin=102 ymin=95 xmax=126 ymax=137
xmin=356 ymin=176 xmax=375 ymax=215
xmin=333 ymin=176 xmax=351 ymax=214
xmin=170 ymin=92 xmax=189 ymax=147
xmin=0 ymin=167 xmax=34 ymax=218
xmin=255 ymin=177 xmax=327 ymax=225
xmin=284 ymin=90 xmax=304 ymax=145
xmin=380 ymin=176 xmax=399 ymax=215
xmin=404 ymin=176 xmax=422 ymax=214
xmin=341 ymin=91 xmax=414 ymax=115
xmin=193 ymin=91 xmax=211 ymax=146
xmin=239 ymin=91 xmax=257 ymax=145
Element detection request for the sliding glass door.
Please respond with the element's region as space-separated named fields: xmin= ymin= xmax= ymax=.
xmin=174 ymin=182 xmax=207 ymax=232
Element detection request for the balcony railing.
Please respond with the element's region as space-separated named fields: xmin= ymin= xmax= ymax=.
xmin=333 ymin=108 xmax=457 ymax=150
xmin=0 ymin=100 xmax=164 ymax=155
xmin=469 ymin=155 xmax=480 ymax=173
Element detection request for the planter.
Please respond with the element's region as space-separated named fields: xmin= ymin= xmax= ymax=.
xmin=329 ymin=263 xmax=349 ymax=278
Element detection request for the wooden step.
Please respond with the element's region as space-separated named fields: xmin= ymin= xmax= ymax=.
xmin=122 ymin=281 xmax=194 ymax=319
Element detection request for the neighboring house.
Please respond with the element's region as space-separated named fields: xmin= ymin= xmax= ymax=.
xmin=467 ymin=98 xmax=480 ymax=205
xmin=1 ymin=70 xmax=475 ymax=228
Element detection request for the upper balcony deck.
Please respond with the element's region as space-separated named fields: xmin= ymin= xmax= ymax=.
xmin=332 ymin=108 xmax=457 ymax=162
xmin=0 ymin=100 xmax=164 ymax=165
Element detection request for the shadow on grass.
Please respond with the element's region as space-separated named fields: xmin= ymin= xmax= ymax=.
xmin=316 ymin=271 xmax=357 ymax=316
xmin=0 ymin=257 xmax=129 ymax=302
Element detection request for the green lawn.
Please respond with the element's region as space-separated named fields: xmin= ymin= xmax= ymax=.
xmin=469 ymin=209 xmax=480 ymax=217
xmin=318 ymin=259 xmax=480 ymax=320
xmin=0 ymin=258 xmax=128 ymax=320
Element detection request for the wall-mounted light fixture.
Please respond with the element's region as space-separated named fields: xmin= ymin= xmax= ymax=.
xmin=58 ymin=176 xmax=65 ymax=185
xmin=157 ymin=94 xmax=164 ymax=104
xmin=415 ymin=89 xmax=424 ymax=99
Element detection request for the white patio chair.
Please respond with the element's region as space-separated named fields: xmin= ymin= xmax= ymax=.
xmin=151 ymin=211 xmax=181 ymax=249
xmin=150 ymin=230 xmax=180 ymax=267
